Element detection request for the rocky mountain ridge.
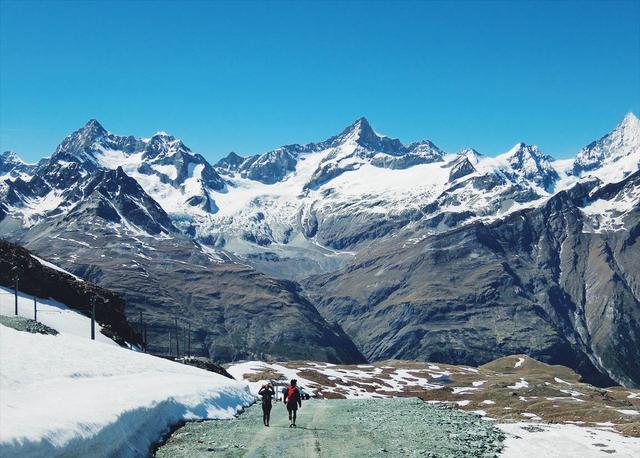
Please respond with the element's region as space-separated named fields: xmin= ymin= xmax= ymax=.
xmin=0 ymin=113 xmax=638 ymax=386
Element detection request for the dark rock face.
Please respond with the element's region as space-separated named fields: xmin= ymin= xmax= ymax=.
xmin=241 ymin=148 xmax=299 ymax=184
xmin=214 ymin=152 xmax=246 ymax=173
xmin=372 ymin=140 xmax=443 ymax=170
xmin=178 ymin=357 xmax=234 ymax=379
xmin=449 ymin=156 xmax=477 ymax=181
xmin=0 ymin=239 xmax=139 ymax=345
xmin=305 ymin=173 xmax=640 ymax=387
xmin=68 ymin=167 xmax=177 ymax=235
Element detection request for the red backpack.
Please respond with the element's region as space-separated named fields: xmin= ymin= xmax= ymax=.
xmin=286 ymin=386 xmax=298 ymax=402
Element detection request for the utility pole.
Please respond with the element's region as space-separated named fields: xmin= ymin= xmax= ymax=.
xmin=139 ymin=310 xmax=143 ymax=346
xmin=13 ymin=267 xmax=18 ymax=316
xmin=143 ymin=324 xmax=148 ymax=353
xmin=174 ymin=317 xmax=180 ymax=358
xmin=168 ymin=328 xmax=172 ymax=357
xmin=187 ymin=322 xmax=191 ymax=358
xmin=91 ymin=297 xmax=96 ymax=340
xmin=183 ymin=321 xmax=187 ymax=359
xmin=33 ymin=296 xmax=37 ymax=321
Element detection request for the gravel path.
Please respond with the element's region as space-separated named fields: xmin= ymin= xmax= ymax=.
xmin=156 ymin=398 xmax=504 ymax=457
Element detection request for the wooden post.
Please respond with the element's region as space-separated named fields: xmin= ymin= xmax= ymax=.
xmin=91 ymin=297 xmax=96 ymax=340
xmin=168 ymin=327 xmax=172 ymax=357
xmin=33 ymin=296 xmax=37 ymax=321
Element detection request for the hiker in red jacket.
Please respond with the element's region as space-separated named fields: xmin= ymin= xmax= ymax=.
xmin=283 ymin=379 xmax=302 ymax=427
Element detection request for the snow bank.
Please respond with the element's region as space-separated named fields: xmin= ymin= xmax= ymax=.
xmin=0 ymin=309 xmax=253 ymax=457
xmin=498 ymin=422 xmax=640 ymax=457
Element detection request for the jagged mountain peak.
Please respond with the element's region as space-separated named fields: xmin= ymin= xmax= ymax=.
xmin=80 ymin=118 xmax=108 ymax=138
xmin=224 ymin=151 xmax=245 ymax=161
xmin=142 ymin=132 xmax=190 ymax=161
xmin=499 ymin=142 xmax=558 ymax=190
xmin=507 ymin=141 xmax=535 ymax=153
xmin=620 ymin=111 xmax=639 ymax=128
xmin=214 ymin=151 xmax=246 ymax=172
xmin=335 ymin=116 xmax=379 ymax=145
xmin=611 ymin=111 xmax=640 ymax=143
xmin=50 ymin=119 xmax=111 ymax=169
xmin=457 ymin=148 xmax=481 ymax=162
xmin=1 ymin=150 xmax=26 ymax=164
xmin=574 ymin=112 xmax=640 ymax=177
xmin=0 ymin=150 xmax=36 ymax=180
xmin=504 ymin=142 xmax=550 ymax=162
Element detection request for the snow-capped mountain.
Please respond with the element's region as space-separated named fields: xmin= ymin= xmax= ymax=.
xmin=1 ymin=113 xmax=639 ymax=386
xmin=201 ymin=114 xmax=637 ymax=278
xmin=27 ymin=119 xmax=225 ymax=226
xmin=573 ymin=112 xmax=640 ymax=181
xmin=2 ymin=114 xmax=639 ymax=278
xmin=0 ymin=150 xmax=35 ymax=181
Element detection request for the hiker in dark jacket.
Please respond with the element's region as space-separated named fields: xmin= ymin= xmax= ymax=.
xmin=258 ymin=383 xmax=275 ymax=426
xmin=283 ymin=379 xmax=302 ymax=427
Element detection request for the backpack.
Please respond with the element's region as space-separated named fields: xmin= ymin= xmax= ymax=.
xmin=286 ymin=386 xmax=298 ymax=402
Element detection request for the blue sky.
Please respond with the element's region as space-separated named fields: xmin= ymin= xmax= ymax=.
xmin=1 ymin=0 xmax=638 ymax=163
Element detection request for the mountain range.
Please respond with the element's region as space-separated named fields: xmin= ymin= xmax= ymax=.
xmin=1 ymin=113 xmax=638 ymax=386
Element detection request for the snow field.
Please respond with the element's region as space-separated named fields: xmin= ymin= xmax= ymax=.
xmin=498 ymin=422 xmax=640 ymax=458
xmin=0 ymin=295 xmax=254 ymax=457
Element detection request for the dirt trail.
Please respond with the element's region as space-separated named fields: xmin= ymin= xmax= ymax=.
xmin=156 ymin=398 xmax=504 ymax=457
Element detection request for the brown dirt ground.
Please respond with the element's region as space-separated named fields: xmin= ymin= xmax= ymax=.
xmin=270 ymin=356 xmax=640 ymax=437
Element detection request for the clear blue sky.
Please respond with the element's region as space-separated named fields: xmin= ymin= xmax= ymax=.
xmin=1 ymin=0 xmax=638 ymax=163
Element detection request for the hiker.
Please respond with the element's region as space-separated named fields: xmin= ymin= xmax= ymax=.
xmin=283 ymin=379 xmax=302 ymax=427
xmin=258 ymin=383 xmax=275 ymax=427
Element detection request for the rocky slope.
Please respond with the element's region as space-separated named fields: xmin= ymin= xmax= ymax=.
xmin=305 ymin=170 xmax=640 ymax=387
xmin=1 ymin=211 xmax=363 ymax=363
